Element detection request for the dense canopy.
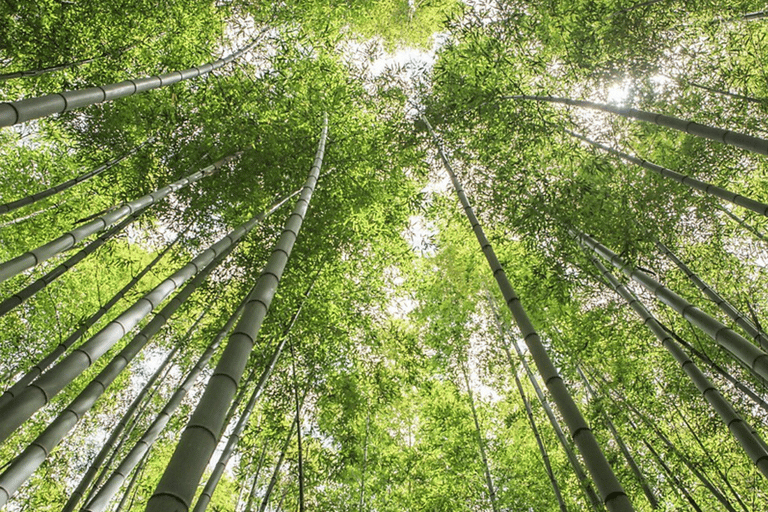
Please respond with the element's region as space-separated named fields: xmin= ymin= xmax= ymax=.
xmin=1 ymin=0 xmax=768 ymax=510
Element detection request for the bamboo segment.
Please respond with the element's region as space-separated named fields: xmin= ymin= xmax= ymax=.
xmin=0 ymin=208 xmax=145 ymax=318
xmin=0 ymin=154 xmax=236 ymax=284
xmin=0 ymin=41 xmax=259 ymax=127
xmin=591 ymin=257 xmax=768 ymax=479
xmin=0 ymin=232 xmax=176 ymax=408
xmin=423 ymin=116 xmax=634 ymax=512
xmin=0 ymin=187 xmax=292 ymax=444
xmin=81 ymin=298 xmax=249 ymax=512
xmin=566 ymin=130 xmax=768 ymax=217
xmin=576 ymin=229 xmax=768 ymax=383
xmin=145 ymin=113 xmax=327 ymax=512
xmin=656 ymin=241 xmax=768 ymax=351
xmin=0 ymin=141 xmax=150 ymax=215
xmin=258 ymin=416 xmax=298 ymax=512
xmin=511 ymin=95 xmax=768 ymax=155
xmin=0 ymin=238 xmax=237 ymax=506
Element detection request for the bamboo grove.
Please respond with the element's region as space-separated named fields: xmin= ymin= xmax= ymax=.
xmin=1 ymin=0 xmax=768 ymax=510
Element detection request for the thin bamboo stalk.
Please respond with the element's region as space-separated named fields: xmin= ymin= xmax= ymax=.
xmin=0 ymin=41 xmax=259 ymax=127
xmin=0 ymin=154 xmax=237 ymax=284
xmin=510 ymin=95 xmax=768 ymax=155
xmin=423 ymin=116 xmax=633 ymax=512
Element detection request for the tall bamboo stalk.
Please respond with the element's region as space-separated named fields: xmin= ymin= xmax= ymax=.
xmin=61 ymin=309 xmax=207 ymax=512
xmin=576 ymin=229 xmax=768 ymax=383
xmin=190 ymin=276 xmax=317 ymax=512
xmin=460 ymin=362 xmax=501 ymax=512
xmin=575 ymin=366 xmax=659 ymax=509
xmin=0 ymin=141 xmax=150 ymax=215
xmin=0 ymin=41 xmax=259 ymax=127
xmin=590 ymin=256 xmax=768 ymax=479
xmin=0 ymin=187 xmax=291 ymax=445
xmin=655 ymin=240 xmax=768 ymax=351
xmin=243 ymin=442 xmax=270 ymax=512
xmin=0 ymin=208 xmax=146 ymax=318
xmin=0 ymin=153 xmax=237 ymax=284
xmin=565 ymin=130 xmax=768 ymax=217
xmin=423 ymin=116 xmax=633 ymax=512
xmin=258 ymin=417 xmax=299 ymax=512
xmin=642 ymin=439 xmax=703 ymax=511
xmin=509 ymin=95 xmax=768 ymax=155
xmin=0 ymin=230 xmax=177 ymax=408
xmin=145 ymin=113 xmax=327 ymax=512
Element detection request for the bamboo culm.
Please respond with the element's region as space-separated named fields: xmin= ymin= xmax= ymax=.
xmin=424 ymin=115 xmax=634 ymax=512
xmin=0 ymin=185 xmax=293 ymax=445
xmin=0 ymin=239 xmax=238 ymax=506
xmin=81 ymin=297 xmax=249 ymax=512
xmin=510 ymin=95 xmax=768 ymax=156
xmin=61 ymin=310 xmax=208 ymax=512
xmin=0 ymin=41 xmax=259 ymax=127
xmin=258 ymin=416 xmax=299 ymax=512
xmin=0 ymin=154 xmax=236 ymax=285
xmin=656 ymin=240 xmax=768 ymax=351
xmin=145 ymin=113 xmax=328 ymax=512
xmin=576 ymin=229 xmax=768 ymax=383
xmin=0 ymin=230 xmax=177 ymax=408
xmin=243 ymin=442 xmax=270 ymax=512
xmin=642 ymin=439 xmax=703 ymax=511
xmin=0 ymin=208 xmax=146 ymax=318
xmin=591 ymin=257 xmax=768 ymax=479
xmin=460 ymin=363 xmax=500 ymax=512
xmin=0 ymin=140 xmax=150 ymax=215
xmin=566 ymin=130 xmax=768 ymax=217
xmin=575 ymin=366 xmax=659 ymax=509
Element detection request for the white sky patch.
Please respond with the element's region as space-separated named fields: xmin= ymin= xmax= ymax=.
xmin=403 ymin=214 xmax=437 ymax=256
xmin=606 ymin=80 xmax=631 ymax=105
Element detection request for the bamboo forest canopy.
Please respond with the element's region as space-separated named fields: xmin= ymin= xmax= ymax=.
xmin=2 ymin=0 xmax=768 ymax=510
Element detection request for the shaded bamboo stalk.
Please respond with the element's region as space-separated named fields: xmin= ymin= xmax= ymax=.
xmin=0 ymin=185 xmax=290 ymax=445
xmin=0 ymin=237 xmax=238 ymax=506
xmin=717 ymin=207 xmax=768 ymax=243
xmin=61 ymin=309 xmax=208 ymax=512
xmin=191 ymin=276 xmax=318 ymax=512
xmin=590 ymin=256 xmax=768 ymax=480
xmin=0 ymin=201 xmax=66 ymax=229
xmin=0 ymin=40 xmax=260 ymax=127
xmin=575 ymin=366 xmax=659 ymax=509
xmin=565 ymin=130 xmax=768 ymax=217
xmin=641 ymin=439 xmax=703 ymax=511
xmin=258 ymin=417 xmax=299 ymax=512
xmin=145 ymin=113 xmax=328 ymax=512
xmin=0 ymin=140 xmax=150 ymax=216
xmin=0 ymin=208 xmax=147 ymax=318
xmin=575 ymin=228 xmax=768 ymax=383
xmin=460 ymin=362 xmax=501 ymax=512
xmin=510 ymin=95 xmax=768 ymax=155
xmin=0 ymin=229 xmax=178 ymax=408
xmin=113 ymin=447 xmax=152 ymax=512
xmin=423 ymin=115 xmax=633 ymax=512
xmin=0 ymin=153 xmax=238 ymax=284
xmin=243 ymin=442 xmax=270 ymax=512
xmin=656 ymin=240 xmax=768 ymax=351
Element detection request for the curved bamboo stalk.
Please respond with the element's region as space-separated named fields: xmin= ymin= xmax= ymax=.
xmin=423 ymin=116 xmax=634 ymax=512
xmin=0 ymin=186 xmax=290 ymax=445
xmin=145 ymin=113 xmax=328 ymax=512
xmin=81 ymin=296 xmax=249 ymax=512
xmin=0 ymin=140 xmax=150 ymax=216
xmin=510 ymin=95 xmax=768 ymax=155
xmin=0 ymin=230 xmax=177 ymax=408
xmin=575 ymin=229 xmax=768 ymax=383
xmin=656 ymin=240 xmax=768 ymax=351
xmin=0 ymin=153 xmax=236 ymax=284
xmin=565 ymin=130 xmax=768 ymax=217
xmin=0 ymin=238 xmax=238 ymax=506
xmin=0 ymin=208 xmax=146 ymax=318
xmin=0 ymin=41 xmax=259 ymax=127
xmin=61 ymin=309 xmax=207 ymax=512
xmin=591 ymin=257 xmax=768 ymax=480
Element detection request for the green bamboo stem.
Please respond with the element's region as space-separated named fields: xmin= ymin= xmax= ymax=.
xmin=145 ymin=113 xmax=327 ymax=512
xmin=424 ymin=115 xmax=634 ymax=512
